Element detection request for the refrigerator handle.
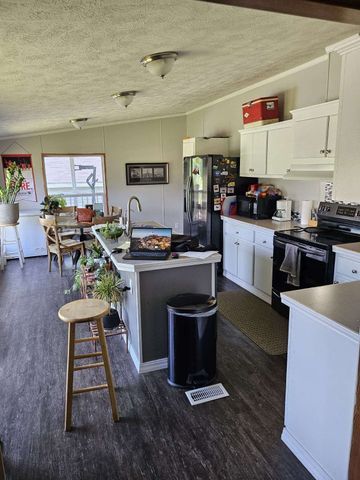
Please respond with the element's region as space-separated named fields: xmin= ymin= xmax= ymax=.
xmin=185 ymin=176 xmax=191 ymax=221
xmin=189 ymin=176 xmax=194 ymax=222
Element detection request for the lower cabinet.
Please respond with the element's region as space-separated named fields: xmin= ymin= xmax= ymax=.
xmin=223 ymin=219 xmax=274 ymax=303
xmin=333 ymin=249 xmax=360 ymax=284
xmin=254 ymin=244 xmax=273 ymax=296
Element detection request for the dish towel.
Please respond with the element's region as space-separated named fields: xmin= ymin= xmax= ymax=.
xmin=280 ymin=244 xmax=301 ymax=287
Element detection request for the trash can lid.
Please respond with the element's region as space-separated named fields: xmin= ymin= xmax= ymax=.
xmin=167 ymin=293 xmax=217 ymax=314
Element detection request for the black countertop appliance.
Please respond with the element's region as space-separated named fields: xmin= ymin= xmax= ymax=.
xmin=237 ymin=194 xmax=281 ymax=219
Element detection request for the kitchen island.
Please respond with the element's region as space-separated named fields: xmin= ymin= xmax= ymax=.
xmin=281 ymin=282 xmax=360 ymax=480
xmin=92 ymin=226 xmax=221 ymax=373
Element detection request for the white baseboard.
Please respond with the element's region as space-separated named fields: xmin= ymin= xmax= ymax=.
xmin=139 ymin=357 xmax=168 ymax=374
xmin=223 ymin=271 xmax=271 ymax=304
xmin=281 ymin=428 xmax=332 ymax=480
xmin=128 ymin=343 xmax=167 ymax=373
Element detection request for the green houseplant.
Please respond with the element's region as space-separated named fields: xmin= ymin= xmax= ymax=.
xmin=0 ymin=162 xmax=25 ymax=225
xmin=40 ymin=195 xmax=66 ymax=218
xmin=93 ymin=271 xmax=124 ymax=329
xmin=100 ymin=222 xmax=124 ymax=240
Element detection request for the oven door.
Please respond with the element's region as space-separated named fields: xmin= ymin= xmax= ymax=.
xmin=272 ymin=237 xmax=334 ymax=317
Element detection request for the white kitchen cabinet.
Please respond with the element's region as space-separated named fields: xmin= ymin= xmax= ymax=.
xmin=254 ymin=244 xmax=273 ymax=296
xmin=222 ymin=218 xmax=274 ymax=303
xmin=239 ymin=121 xmax=292 ymax=177
xmin=239 ymin=130 xmax=267 ymax=176
xmin=281 ymin=289 xmax=359 ymax=480
xmin=290 ymin=100 xmax=339 ymax=172
xmin=237 ymin=238 xmax=254 ymax=285
xmin=183 ymin=137 xmax=229 ymax=157
xmin=223 ymin=232 xmax=238 ymax=277
xmin=266 ymin=122 xmax=293 ymax=176
xmin=333 ymin=246 xmax=360 ymax=284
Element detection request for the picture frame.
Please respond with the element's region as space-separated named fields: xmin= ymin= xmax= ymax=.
xmin=126 ymin=163 xmax=169 ymax=185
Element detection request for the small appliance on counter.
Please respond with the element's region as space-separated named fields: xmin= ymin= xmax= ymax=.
xmin=237 ymin=183 xmax=282 ymax=220
xmin=272 ymin=199 xmax=292 ymax=222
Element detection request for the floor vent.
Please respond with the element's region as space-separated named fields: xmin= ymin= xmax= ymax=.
xmin=185 ymin=383 xmax=229 ymax=406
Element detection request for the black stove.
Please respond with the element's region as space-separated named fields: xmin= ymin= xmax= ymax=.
xmin=274 ymin=226 xmax=360 ymax=249
xmin=272 ymin=201 xmax=360 ymax=317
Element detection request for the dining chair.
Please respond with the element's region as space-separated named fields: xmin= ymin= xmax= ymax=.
xmin=56 ymin=206 xmax=77 ymax=239
xmin=110 ymin=206 xmax=122 ymax=218
xmin=39 ymin=218 xmax=85 ymax=276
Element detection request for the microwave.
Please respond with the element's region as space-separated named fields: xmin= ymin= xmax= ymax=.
xmin=237 ymin=195 xmax=280 ymax=219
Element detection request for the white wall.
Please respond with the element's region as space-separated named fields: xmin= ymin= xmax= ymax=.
xmin=0 ymin=116 xmax=186 ymax=230
xmin=186 ymin=54 xmax=341 ymax=206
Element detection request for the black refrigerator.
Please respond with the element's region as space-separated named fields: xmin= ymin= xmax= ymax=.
xmin=183 ymin=155 xmax=255 ymax=254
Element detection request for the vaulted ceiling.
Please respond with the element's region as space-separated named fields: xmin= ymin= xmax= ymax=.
xmin=0 ymin=0 xmax=357 ymax=138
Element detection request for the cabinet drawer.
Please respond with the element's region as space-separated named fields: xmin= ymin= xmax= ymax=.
xmin=254 ymin=230 xmax=273 ymax=248
xmin=336 ymin=256 xmax=360 ymax=280
xmin=224 ymin=222 xmax=254 ymax=242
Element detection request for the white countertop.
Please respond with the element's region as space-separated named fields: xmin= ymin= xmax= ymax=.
xmin=221 ymin=214 xmax=297 ymax=232
xmin=281 ymin=282 xmax=360 ymax=336
xmin=92 ymin=226 xmax=221 ymax=273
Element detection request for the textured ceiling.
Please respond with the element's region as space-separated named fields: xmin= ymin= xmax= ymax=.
xmin=0 ymin=0 xmax=358 ymax=138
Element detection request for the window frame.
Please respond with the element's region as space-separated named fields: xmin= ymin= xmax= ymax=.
xmin=41 ymin=153 xmax=109 ymax=214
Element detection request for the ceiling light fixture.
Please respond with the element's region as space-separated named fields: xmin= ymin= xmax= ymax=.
xmin=111 ymin=91 xmax=137 ymax=108
xmin=140 ymin=51 xmax=178 ymax=79
xmin=69 ymin=118 xmax=88 ymax=130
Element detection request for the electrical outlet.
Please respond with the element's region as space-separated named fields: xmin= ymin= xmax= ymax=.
xmin=174 ymin=223 xmax=179 ymax=232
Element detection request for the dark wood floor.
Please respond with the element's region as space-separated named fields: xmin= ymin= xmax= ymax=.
xmin=0 ymin=258 xmax=312 ymax=480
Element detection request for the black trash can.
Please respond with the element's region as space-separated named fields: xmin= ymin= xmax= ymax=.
xmin=167 ymin=293 xmax=217 ymax=388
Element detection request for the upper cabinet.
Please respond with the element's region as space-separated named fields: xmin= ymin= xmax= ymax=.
xmin=239 ymin=121 xmax=292 ymax=177
xmin=290 ymin=100 xmax=339 ymax=172
xmin=183 ymin=137 xmax=229 ymax=158
xmin=239 ymin=129 xmax=267 ymax=176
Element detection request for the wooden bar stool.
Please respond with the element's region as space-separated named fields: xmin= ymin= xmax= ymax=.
xmin=0 ymin=223 xmax=25 ymax=270
xmin=58 ymin=298 xmax=119 ymax=432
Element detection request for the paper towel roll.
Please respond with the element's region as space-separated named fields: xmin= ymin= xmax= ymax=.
xmin=300 ymin=200 xmax=313 ymax=226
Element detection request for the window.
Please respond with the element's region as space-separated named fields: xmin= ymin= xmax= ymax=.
xmin=42 ymin=154 xmax=108 ymax=213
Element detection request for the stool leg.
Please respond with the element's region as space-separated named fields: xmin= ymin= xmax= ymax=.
xmin=14 ymin=226 xmax=24 ymax=268
xmin=96 ymin=319 xmax=119 ymax=422
xmin=65 ymin=323 xmax=76 ymax=432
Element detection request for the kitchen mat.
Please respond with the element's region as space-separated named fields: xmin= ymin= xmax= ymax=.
xmin=218 ymin=289 xmax=288 ymax=355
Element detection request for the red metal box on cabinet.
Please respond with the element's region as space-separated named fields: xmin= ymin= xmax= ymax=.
xmin=242 ymin=96 xmax=279 ymax=128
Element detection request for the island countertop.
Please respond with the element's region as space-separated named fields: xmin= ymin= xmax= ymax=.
xmin=92 ymin=226 xmax=221 ymax=273
xmin=281 ymin=281 xmax=360 ymax=336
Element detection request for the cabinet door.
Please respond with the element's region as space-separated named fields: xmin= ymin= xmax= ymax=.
xmin=326 ymin=114 xmax=337 ymax=160
xmin=267 ymin=126 xmax=292 ymax=175
xmin=237 ymin=239 xmax=254 ymax=285
xmin=251 ymin=131 xmax=267 ymax=175
xmin=239 ymin=133 xmax=253 ymax=175
xmin=223 ymin=233 xmax=238 ymax=277
xmin=293 ymin=117 xmax=328 ymax=162
xmin=254 ymin=245 xmax=273 ymax=296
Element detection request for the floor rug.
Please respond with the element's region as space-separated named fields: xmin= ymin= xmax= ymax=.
xmin=218 ymin=289 xmax=288 ymax=355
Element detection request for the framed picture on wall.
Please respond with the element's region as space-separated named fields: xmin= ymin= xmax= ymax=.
xmin=126 ymin=163 xmax=169 ymax=185
xmin=1 ymin=154 xmax=37 ymax=202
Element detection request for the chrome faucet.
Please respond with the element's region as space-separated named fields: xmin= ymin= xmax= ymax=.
xmin=126 ymin=196 xmax=142 ymax=236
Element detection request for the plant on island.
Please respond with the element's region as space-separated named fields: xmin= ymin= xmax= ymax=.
xmin=100 ymin=222 xmax=124 ymax=240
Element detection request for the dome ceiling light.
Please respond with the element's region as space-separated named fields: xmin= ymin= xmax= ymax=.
xmin=140 ymin=51 xmax=178 ymax=79
xmin=69 ymin=118 xmax=88 ymax=130
xmin=111 ymin=91 xmax=137 ymax=108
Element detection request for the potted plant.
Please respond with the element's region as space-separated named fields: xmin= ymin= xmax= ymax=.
xmin=0 ymin=162 xmax=24 ymax=225
xmin=100 ymin=222 xmax=124 ymax=240
xmin=40 ymin=195 xmax=66 ymax=219
xmin=92 ymin=271 xmax=124 ymax=329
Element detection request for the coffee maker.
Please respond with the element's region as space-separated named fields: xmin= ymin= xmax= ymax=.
xmin=272 ymin=199 xmax=292 ymax=222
